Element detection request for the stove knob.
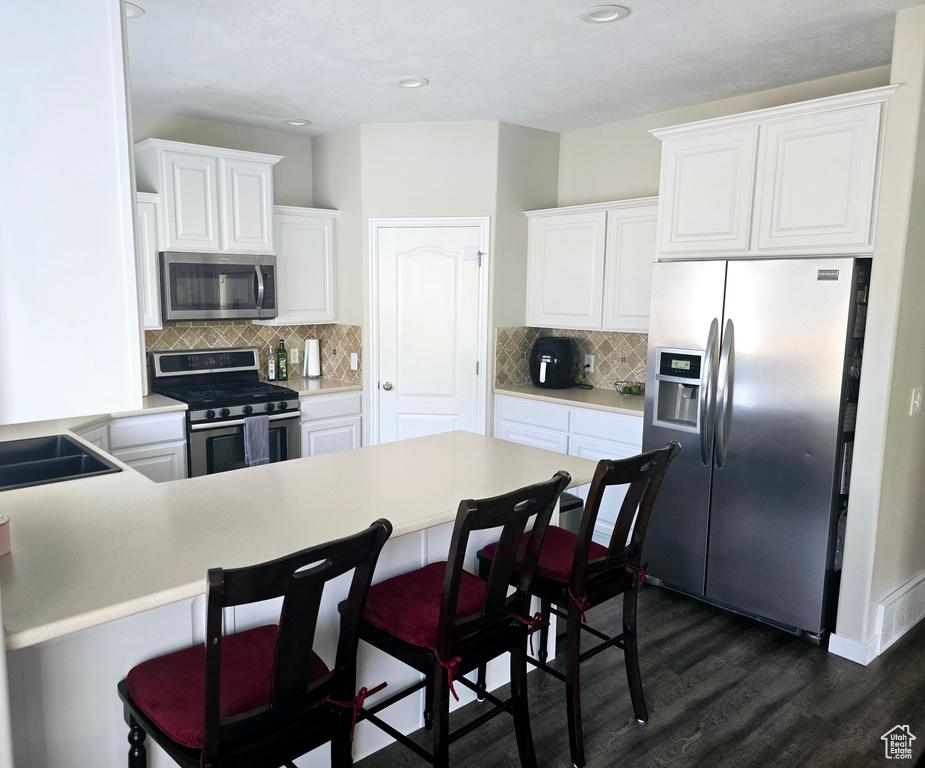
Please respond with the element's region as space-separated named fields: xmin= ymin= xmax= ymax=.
xmin=277 ymin=401 xmax=288 ymax=411
xmin=265 ymin=402 xmax=276 ymax=412
xmin=242 ymin=405 xmax=253 ymax=415
xmin=205 ymin=410 xmax=216 ymax=420
xmin=219 ymin=408 xmax=230 ymax=418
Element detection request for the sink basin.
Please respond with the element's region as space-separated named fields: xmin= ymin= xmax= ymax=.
xmin=0 ymin=435 xmax=121 ymax=492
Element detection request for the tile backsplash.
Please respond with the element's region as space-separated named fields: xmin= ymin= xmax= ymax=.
xmin=495 ymin=327 xmax=648 ymax=389
xmin=145 ymin=322 xmax=362 ymax=384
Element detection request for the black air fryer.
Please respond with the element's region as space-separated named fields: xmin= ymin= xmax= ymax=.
xmin=529 ymin=337 xmax=577 ymax=389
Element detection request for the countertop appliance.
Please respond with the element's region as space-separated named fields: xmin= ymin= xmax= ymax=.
xmin=150 ymin=347 xmax=300 ymax=477
xmin=642 ymin=257 xmax=869 ymax=642
xmin=160 ymin=252 xmax=277 ymax=321
xmin=529 ymin=337 xmax=577 ymax=389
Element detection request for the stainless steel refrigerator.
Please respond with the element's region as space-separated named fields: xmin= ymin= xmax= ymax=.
xmin=641 ymin=257 xmax=867 ymax=640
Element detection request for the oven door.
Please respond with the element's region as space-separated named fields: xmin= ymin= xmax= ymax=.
xmin=161 ymin=252 xmax=277 ymax=321
xmin=188 ymin=412 xmax=300 ymax=477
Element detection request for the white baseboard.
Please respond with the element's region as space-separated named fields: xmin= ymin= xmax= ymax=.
xmin=828 ymin=632 xmax=879 ymax=665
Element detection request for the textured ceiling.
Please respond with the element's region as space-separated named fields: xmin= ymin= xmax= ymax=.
xmin=126 ymin=0 xmax=917 ymax=136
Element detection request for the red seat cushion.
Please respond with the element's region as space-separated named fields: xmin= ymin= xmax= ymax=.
xmin=479 ymin=525 xmax=610 ymax=584
xmin=363 ymin=561 xmax=488 ymax=650
xmin=126 ymin=624 xmax=329 ymax=749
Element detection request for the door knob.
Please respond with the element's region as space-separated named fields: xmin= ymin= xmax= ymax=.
xmin=382 ymin=382 xmax=393 ymax=391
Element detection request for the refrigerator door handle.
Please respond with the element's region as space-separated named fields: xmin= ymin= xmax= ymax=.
xmin=700 ymin=318 xmax=720 ymax=466
xmin=715 ymin=319 xmax=735 ymax=469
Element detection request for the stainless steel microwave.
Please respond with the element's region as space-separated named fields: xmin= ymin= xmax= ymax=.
xmin=160 ymin=252 xmax=278 ymax=321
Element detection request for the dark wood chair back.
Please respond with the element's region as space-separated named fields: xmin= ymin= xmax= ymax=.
xmin=203 ymin=518 xmax=392 ymax=763
xmin=572 ymin=442 xmax=681 ymax=591
xmin=437 ymin=471 xmax=570 ymax=657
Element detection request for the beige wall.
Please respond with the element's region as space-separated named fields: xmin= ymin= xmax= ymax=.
xmin=493 ymin=123 xmax=560 ymax=329
xmin=836 ymin=6 xmax=925 ymax=648
xmin=557 ymin=66 xmax=891 ymax=206
xmin=132 ymin=111 xmax=314 ymax=207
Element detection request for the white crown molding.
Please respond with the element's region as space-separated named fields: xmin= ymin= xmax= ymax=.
xmin=525 ymin=196 xmax=658 ymax=218
xmin=650 ymin=84 xmax=901 ymax=141
xmin=133 ymin=137 xmax=284 ymax=165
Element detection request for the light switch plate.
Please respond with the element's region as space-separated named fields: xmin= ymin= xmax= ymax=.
xmin=911 ymin=385 xmax=923 ymax=415
xmin=584 ymin=354 xmax=594 ymax=373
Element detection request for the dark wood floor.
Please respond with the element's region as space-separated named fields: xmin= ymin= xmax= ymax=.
xmin=356 ymin=584 xmax=925 ymax=768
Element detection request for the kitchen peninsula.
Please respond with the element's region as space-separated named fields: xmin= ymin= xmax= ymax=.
xmin=0 ymin=429 xmax=598 ymax=766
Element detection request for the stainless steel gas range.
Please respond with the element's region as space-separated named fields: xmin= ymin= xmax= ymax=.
xmin=150 ymin=347 xmax=300 ymax=477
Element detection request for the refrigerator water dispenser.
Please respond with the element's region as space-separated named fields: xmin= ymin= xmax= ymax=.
xmin=653 ymin=348 xmax=704 ymax=432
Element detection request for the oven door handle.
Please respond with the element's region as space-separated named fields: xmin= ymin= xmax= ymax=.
xmin=190 ymin=412 xmax=299 ymax=431
xmin=255 ymin=265 xmax=265 ymax=309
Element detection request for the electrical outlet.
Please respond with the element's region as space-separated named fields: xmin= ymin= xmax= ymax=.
xmin=290 ymin=347 xmax=299 ymax=365
xmin=911 ymin=385 xmax=923 ymax=415
xmin=331 ymin=347 xmax=337 ymax=356
xmin=584 ymin=354 xmax=594 ymax=373
xmin=350 ymin=352 xmax=358 ymax=371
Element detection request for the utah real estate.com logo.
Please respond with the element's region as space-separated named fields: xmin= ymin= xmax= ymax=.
xmin=881 ymin=725 xmax=916 ymax=760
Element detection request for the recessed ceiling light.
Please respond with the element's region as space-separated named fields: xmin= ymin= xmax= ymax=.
xmin=393 ymin=76 xmax=429 ymax=89
xmin=579 ymin=5 xmax=629 ymax=23
xmin=125 ymin=2 xmax=145 ymax=19
xmin=283 ymin=119 xmax=312 ymax=126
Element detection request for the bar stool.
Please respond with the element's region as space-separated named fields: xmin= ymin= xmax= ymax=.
xmin=476 ymin=443 xmax=680 ymax=768
xmin=353 ymin=471 xmax=571 ymax=768
xmin=117 ymin=519 xmax=392 ymax=768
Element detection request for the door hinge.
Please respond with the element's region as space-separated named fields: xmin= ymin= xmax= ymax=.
xmin=478 ymin=251 xmax=485 ymax=267
xmin=476 ymin=361 xmax=479 ymax=375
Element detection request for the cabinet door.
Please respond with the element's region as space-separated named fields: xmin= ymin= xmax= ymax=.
xmin=657 ymin=126 xmax=758 ymax=255
xmin=753 ymin=104 xmax=882 ymax=253
xmin=162 ymin=151 xmax=221 ymax=251
xmin=264 ymin=211 xmax=336 ymax=325
xmin=301 ymin=415 xmax=360 ymax=457
xmin=74 ymin=422 xmax=110 ymax=452
xmin=136 ymin=196 xmax=162 ymax=330
xmin=602 ymin=203 xmax=658 ymax=332
xmin=527 ymin=211 xmax=606 ymax=329
xmin=112 ymin=440 xmax=188 ymax=482
xmin=220 ymin=158 xmax=274 ymax=254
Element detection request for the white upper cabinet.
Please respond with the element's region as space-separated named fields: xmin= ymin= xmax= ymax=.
xmin=526 ymin=198 xmax=658 ymax=332
xmin=135 ymin=139 xmax=281 ymax=255
xmin=656 ymin=126 xmax=758 ymax=254
xmin=527 ymin=210 xmax=606 ymax=330
xmin=753 ymin=104 xmax=882 ymax=253
xmin=602 ymin=201 xmax=658 ymax=332
xmin=651 ymin=85 xmax=897 ymax=259
xmin=254 ymin=206 xmax=338 ymax=326
xmin=135 ymin=193 xmax=162 ymax=330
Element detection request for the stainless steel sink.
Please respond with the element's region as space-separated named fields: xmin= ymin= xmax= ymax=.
xmin=0 ymin=435 xmax=121 ymax=492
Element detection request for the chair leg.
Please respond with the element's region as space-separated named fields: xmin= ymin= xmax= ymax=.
xmin=537 ymin=598 xmax=551 ymax=663
xmin=623 ymin=585 xmax=648 ymax=723
xmin=431 ymin=660 xmax=451 ymax=768
xmin=331 ymin=713 xmax=354 ymax=768
xmin=510 ymin=640 xmax=538 ymax=768
xmin=424 ymin=670 xmax=435 ymax=729
xmin=475 ymin=661 xmax=487 ymax=701
xmin=565 ymin=601 xmax=585 ymax=768
xmin=127 ymin=717 xmax=147 ymax=768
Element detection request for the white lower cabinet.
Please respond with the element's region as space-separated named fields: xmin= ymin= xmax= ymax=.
xmin=74 ymin=420 xmax=110 ymax=452
xmin=300 ymin=391 xmax=362 ymax=457
xmin=111 ymin=440 xmax=187 ymax=483
xmin=494 ymin=394 xmax=642 ymax=544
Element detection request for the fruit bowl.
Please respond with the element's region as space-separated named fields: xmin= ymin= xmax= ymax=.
xmin=614 ymin=380 xmax=645 ymax=396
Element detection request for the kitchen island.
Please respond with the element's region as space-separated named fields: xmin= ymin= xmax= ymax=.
xmin=0 ymin=430 xmax=598 ymax=767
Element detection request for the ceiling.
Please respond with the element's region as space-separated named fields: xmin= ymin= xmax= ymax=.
xmin=126 ymin=0 xmax=917 ymax=137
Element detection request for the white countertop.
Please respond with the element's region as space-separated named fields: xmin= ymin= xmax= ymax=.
xmin=0 ymin=431 xmax=597 ymax=650
xmin=495 ymin=384 xmax=645 ymax=416
xmin=263 ymin=376 xmax=362 ymax=397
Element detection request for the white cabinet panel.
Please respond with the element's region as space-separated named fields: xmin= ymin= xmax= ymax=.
xmin=300 ymin=391 xmax=361 ymax=421
xmin=527 ymin=210 xmax=606 ymax=329
xmin=753 ymin=104 xmax=882 ymax=253
xmin=302 ymin=415 xmax=361 ymax=457
xmin=657 ymin=126 xmax=759 ymax=254
xmin=162 ymin=151 xmax=220 ymax=251
xmin=220 ymin=158 xmax=274 ymax=254
xmin=496 ymin=422 xmax=569 ymax=454
xmin=74 ymin=421 xmax=110 ymax=452
xmin=495 ymin=395 xmax=570 ymax=432
xmin=257 ymin=208 xmax=337 ymax=325
xmin=602 ymin=203 xmax=658 ymax=332
xmin=109 ymin=411 xmax=186 ymax=450
xmin=136 ymin=193 xmax=162 ymax=330
xmin=112 ymin=440 xmax=187 ymax=483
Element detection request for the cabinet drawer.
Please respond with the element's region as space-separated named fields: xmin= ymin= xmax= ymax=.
xmin=300 ymin=391 xmax=361 ymax=421
xmin=109 ymin=411 xmax=187 ymax=450
xmin=496 ymin=396 xmax=569 ymax=432
xmin=497 ymin=422 xmax=569 ymax=454
xmin=111 ymin=439 xmax=187 ymax=483
xmin=569 ymin=408 xmax=643 ymax=448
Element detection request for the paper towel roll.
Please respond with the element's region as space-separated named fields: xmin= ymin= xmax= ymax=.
xmin=305 ymin=339 xmax=321 ymax=379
